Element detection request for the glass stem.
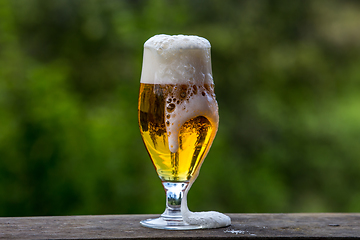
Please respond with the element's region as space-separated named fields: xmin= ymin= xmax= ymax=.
xmin=161 ymin=182 xmax=189 ymax=219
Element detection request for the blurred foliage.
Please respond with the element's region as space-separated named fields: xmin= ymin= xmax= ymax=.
xmin=1 ymin=0 xmax=360 ymax=217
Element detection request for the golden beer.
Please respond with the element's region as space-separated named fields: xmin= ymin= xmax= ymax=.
xmin=138 ymin=83 xmax=218 ymax=182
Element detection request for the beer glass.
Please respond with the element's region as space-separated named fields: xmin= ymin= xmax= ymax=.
xmin=138 ymin=34 xmax=219 ymax=230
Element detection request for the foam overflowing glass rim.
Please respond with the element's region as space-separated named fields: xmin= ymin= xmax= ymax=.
xmin=139 ymin=34 xmax=231 ymax=229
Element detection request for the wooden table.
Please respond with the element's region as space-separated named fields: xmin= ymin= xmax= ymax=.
xmin=0 ymin=213 xmax=359 ymax=239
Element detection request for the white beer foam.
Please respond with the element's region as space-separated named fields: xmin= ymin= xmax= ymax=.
xmin=165 ymin=86 xmax=218 ymax=153
xmin=144 ymin=34 xmax=210 ymax=51
xmin=183 ymin=209 xmax=232 ymax=229
xmin=181 ymin=179 xmax=231 ymax=228
xmin=140 ymin=34 xmax=213 ymax=85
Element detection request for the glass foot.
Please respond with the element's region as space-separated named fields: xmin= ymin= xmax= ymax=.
xmin=140 ymin=182 xmax=203 ymax=230
xmin=140 ymin=216 xmax=203 ymax=230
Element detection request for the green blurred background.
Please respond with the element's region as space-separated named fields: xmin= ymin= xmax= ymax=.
xmin=1 ymin=0 xmax=360 ymax=217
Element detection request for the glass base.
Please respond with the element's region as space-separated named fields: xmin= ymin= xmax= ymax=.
xmin=140 ymin=216 xmax=203 ymax=230
xmin=140 ymin=182 xmax=203 ymax=230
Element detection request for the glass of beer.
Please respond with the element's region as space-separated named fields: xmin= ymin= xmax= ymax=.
xmin=138 ymin=34 xmax=219 ymax=230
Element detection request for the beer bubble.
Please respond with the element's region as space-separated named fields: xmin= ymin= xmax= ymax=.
xmin=166 ymin=121 xmax=170 ymax=126
xmin=202 ymin=92 xmax=205 ymax=96
xmin=167 ymin=103 xmax=176 ymax=112
xmin=184 ymin=64 xmax=196 ymax=76
xmin=166 ymin=114 xmax=170 ymax=119
xmin=204 ymin=84 xmax=210 ymax=92
xmin=167 ymin=98 xmax=171 ymax=103
xmin=192 ymin=85 xmax=198 ymax=94
xmin=162 ymin=42 xmax=169 ymax=49
xmin=180 ymin=92 xmax=186 ymax=98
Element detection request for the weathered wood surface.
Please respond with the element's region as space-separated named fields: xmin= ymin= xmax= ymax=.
xmin=0 ymin=213 xmax=359 ymax=239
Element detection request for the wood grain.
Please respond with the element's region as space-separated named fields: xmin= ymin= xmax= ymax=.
xmin=0 ymin=213 xmax=359 ymax=239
